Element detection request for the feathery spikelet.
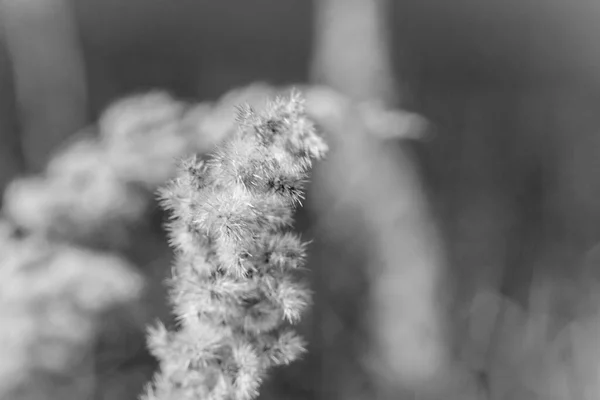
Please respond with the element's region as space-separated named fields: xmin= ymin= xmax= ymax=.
xmin=143 ymin=90 xmax=327 ymax=400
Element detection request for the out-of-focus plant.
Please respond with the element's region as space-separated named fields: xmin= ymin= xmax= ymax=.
xmin=0 ymin=221 xmax=144 ymax=400
xmin=141 ymin=90 xmax=327 ymax=400
xmin=0 ymin=0 xmax=88 ymax=172
xmin=3 ymin=91 xmax=214 ymax=247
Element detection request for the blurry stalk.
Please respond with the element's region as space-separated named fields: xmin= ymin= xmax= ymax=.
xmin=310 ymin=0 xmax=456 ymax=398
xmin=310 ymin=0 xmax=397 ymax=105
xmin=0 ymin=30 xmax=24 ymax=202
xmin=0 ymin=0 xmax=87 ymax=172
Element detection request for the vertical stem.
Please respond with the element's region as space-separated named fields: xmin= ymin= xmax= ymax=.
xmin=0 ymin=27 xmax=24 ymax=202
xmin=309 ymin=1 xmax=454 ymax=398
xmin=0 ymin=0 xmax=88 ymax=172
xmin=310 ymin=0 xmax=397 ymax=105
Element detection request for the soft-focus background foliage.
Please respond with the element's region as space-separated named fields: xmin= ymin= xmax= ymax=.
xmin=3 ymin=0 xmax=600 ymax=399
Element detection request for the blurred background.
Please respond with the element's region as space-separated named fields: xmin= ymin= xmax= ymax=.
xmin=2 ymin=0 xmax=600 ymax=399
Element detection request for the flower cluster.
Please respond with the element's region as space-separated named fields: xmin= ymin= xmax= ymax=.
xmin=2 ymin=91 xmax=214 ymax=247
xmin=142 ymin=90 xmax=327 ymax=400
